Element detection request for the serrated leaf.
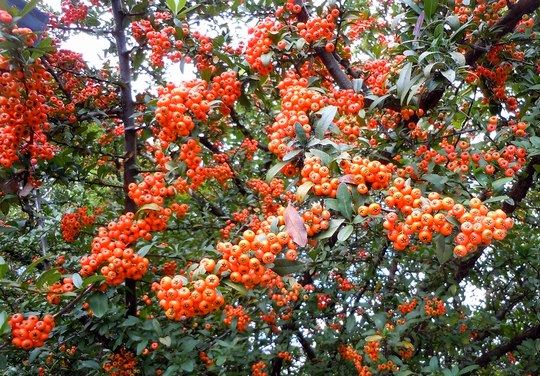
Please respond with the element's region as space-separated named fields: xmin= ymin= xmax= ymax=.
xmin=337 ymin=225 xmax=354 ymax=242
xmin=272 ymin=258 xmax=304 ymax=276
xmin=284 ymin=202 xmax=307 ymax=247
xmin=265 ymin=161 xmax=288 ymax=183
xmin=296 ymin=181 xmax=314 ymax=204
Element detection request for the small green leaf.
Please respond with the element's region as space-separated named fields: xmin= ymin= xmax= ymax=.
xmin=337 ymin=225 xmax=354 ymax=242
xmin=222 ymin=279 xmax=247 ymax=295
xmin=315 ymin=218 xmax=345 ymax=240
xmin=294 ymin=122 xmax=308 ymax=146
xmin=396 ymin=62 xmax=413 ymax=101
xmin=137 ymin=203 xmax=160 ymax=213
xmin=314 ymin=106 xmax=338 ymax=139
xmin=159 ymin=336 xmax=172 ymax=347
xmin=71 ymin=273 xmax=83 ymax=289
xmin=260 ymin=52 xmax=273 ymax=67
xmin=423 ymin=0 xmax=439 ymax=18
xmin=181 ymin=359 xmax=195 ymax=372
xmin=336 ymin=183 xmax=353 ymax=220
xmin=36 ymin=268 xmax=61 ymax=289
xmin=272 ymin=259 xmax=304 ymax=276
xmin=492 ymin=177 xmax=513 ymax=193
xmin=82 ymin=274 xmax=107 ymax=287
xmin=0 ymin=257 xmax=7 ymax=278
xmin=266 ymin=161 xmax=288 ymax=183
xmin=89 ymin=293 xmax=109 ymax=318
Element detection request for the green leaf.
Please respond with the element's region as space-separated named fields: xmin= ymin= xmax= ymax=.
xmin=315 ymin=218 xmax=345 ymax=240
xmin=396 ymin=62 xmax=413 ymax=101
xmin=136 ymin=340 xmax=148 ymax=355
xmin=0 ymin=311 xmax=9 ymax=336
xmin=441 ymin=69 xmax=456 ymax=83
xmin=282 ymin=149 xmax=302 ymax=162
xmin=266 ymin=160 xmax=288 ymax=183
xmin=137 ymin=203 xmax=160 ymax=213
xmin=19 ymin=0 xmax=39 ymax=18
xmin=423 ymin=173 xmax=448 ymax=190
xmin=71 ymin=273 xmax=83 ymax=289
xmin=88 ymin=293 xmax=109 ymax=318
xmin=309 ymin=149 xmax=333 ymax=166
xmin=36 ymin=268 xmax=61 ymax=289
xmin=272 ymin=259 xmax=304 ymax=276
xmin=79 ymin=360 xmax=101 ymax=370
xmin=18 ymin=256 xmax=49 ymax=281
xmin=159 ymin=336 xmax=172 ymax=347
xmin=435 ymin=234 xmax=451 ymax=264
xmin=137 ymin=243 xmax=153 ymax=257
xmin=337 ymin=224 xmax=354 ymax=242
xmin=314 ymin=106 xmax=338 ymax=139
xmin=222 ymin=279 xmax=248 ymax=295
xmin=82 ymin=274 xmax=107 ymax=287
xmin=181 ymin=359 xmax=195 ymax=372
xmin=492 ymin=177 xmax=513 ymax=193
xmin=336 ymin=183 xmax=353 ymax=220
xmin=458 ymin=365 xmax=480 ymax=375
xmin=0 ymin=256 xmax=7 ymax=278
xmin=423 ymin=0 xmax=439 ymax=18
xmin=260 ymin=52 xmax=273 ymax=67
xmin=294 ymin=122 xmax=308 ymax=146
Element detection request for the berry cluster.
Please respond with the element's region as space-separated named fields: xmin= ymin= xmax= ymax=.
xmin=60 ymin=207 xmax=98 ymax=242
xmin=223 ymin=304 xmax=252 ymax=332
xmin=154 ymin=273 xmax=224 ymax=321
xmin=341 ymin=156 xmax=395 ymax=193
xmin=398 ymin=298 xmax=418 ymax=315
xmin=251 ymin=361 xmax=268 ymax=376
xmin=102 ymin=348 xmax=138 ymax=376
xmin=46 ymin=277 xmax=75 ymax=304
xmin=245 ymin=18 xmax=282 ymax=75
xmin=338 ymin=344 xmax=370 ymax=375
xmin=424 ymin=297 xmax=446 ymax=317
xmin=60 ymin=0 xmax=88 ymax=26
xmin=9 ymin=313 xmax=55 ymax=350
xmin=302 ymin=202 xmax=331 ymax=237
xmin=297 ymin=11 xmax=337 ymax=44
xmin=364 ymin=341 xmax=380 ymax=362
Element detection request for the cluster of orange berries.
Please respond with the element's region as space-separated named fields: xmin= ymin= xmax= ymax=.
xmin=317 ymin=294 xmax=331 ymax=310
xmin=102 ymin=348 xmax=138 ymax=376
xmin=154 ymin=80 xmax=209 ymax=144
xmin=424 ymin=297 xmax=446 ymax=317
xmin=199 ymin=351 xmax=215 ymax=368
xmin=0 ymin=63 xmax=59 ymax=167
xmin=79 ymin=212 xmax=151 ymax=285
xmin=377 ymin=360 xmax=398 ymax=372
xmin=301 ymin=156 xmax=340 ymax=197
xmin=60 ymin=0 xmax=88 ymax=25
xmin=153 ymin=273 xmax=224 ymax=321
xmin=218 ymin=231 xmax=293 ymax=289
xmin=297 ymin=10 xmax=338 ymax=44
xmin=338 ymin=344 xmax=371 ymax=375
xmin=208 ymin=70 xmax=242 ymax=112
xmin=277 ymin=351 xmax=293 ymax=362
xmin=327 ymin=89 xmax=365 ymax=115
xmin=247 ymin=178 xmax=286 ymax=215
xmin=46 ymin=277 xmax=75 ymax=304
xmin=364 ymin=341 xmax=380 ymax=362
xmin=398 ymin=298 xmax=418 ymax=315
xmin=162 ymin=260 xmax=177 ymax=275
xmin=341 ymin=156 xmax=395 ymax=193
xmin=267 ymin=73 xmax=326 ymax=157
xmin=452 ymin=198 xmax=513 ymax=257
xmin=240 ymin=138 xmax=259 ymax=160
xmin=9 ymin=313 xmax=55 ymax=350
xmin=267 ymin=276 xmax=303 ymax=307
xmin=0 ymin=10 xmax=12 ymax=24
xmin=251 ymin=361 xmax=268 ymax=376
xmin=362 ymin=59 xmax=391 ymax=96
xmin=245 ymin=18 xmax=282 ymax=75
xmin=223 ymin=304 xmax=252 ymax=332
xmin=302 ymin=202 xmax=331 ymax=237
xmin=60 ymin=207 xmax=98 ymax=242
xmin=399 ymin=347 xmax=414 ymax=359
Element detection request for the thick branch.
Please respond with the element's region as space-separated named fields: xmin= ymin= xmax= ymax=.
xmin=461 ymin=323 xmax=540 ymax=373
xmin=111 ymin=0 xmax=138 ymax=317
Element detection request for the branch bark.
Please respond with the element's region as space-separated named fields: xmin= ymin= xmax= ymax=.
xmin=111 ymin=0 xmax=138 ymax=317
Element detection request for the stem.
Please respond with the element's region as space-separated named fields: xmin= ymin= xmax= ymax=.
xmin=110 ymin=0 xmax=138 ymax=317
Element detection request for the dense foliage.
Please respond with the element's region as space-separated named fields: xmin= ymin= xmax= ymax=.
xmin=0 ymin=0 xmax=540 ymax=374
